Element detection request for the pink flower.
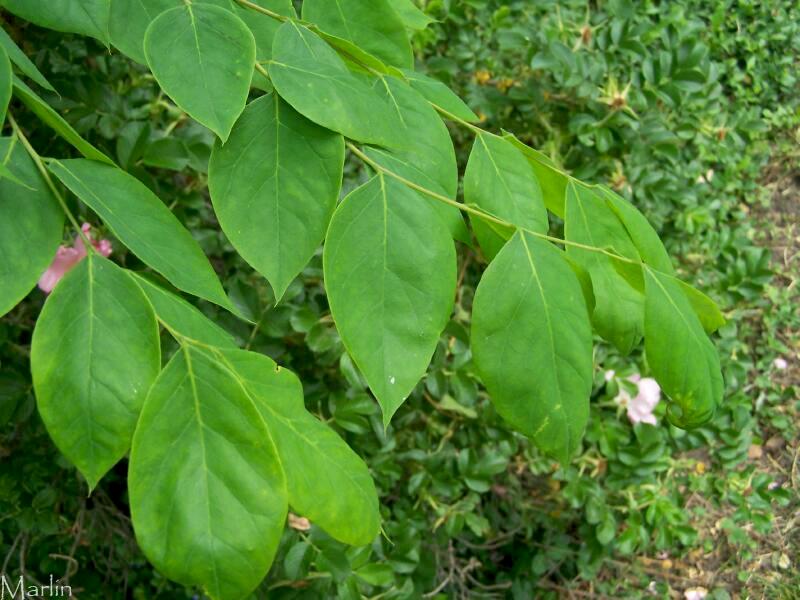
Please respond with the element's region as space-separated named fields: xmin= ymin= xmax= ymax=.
xmin=684 ymin=588 xmax=708 ymax=600
xmin=38 ymin=223 xmax=112 ymax=293
xmin=614 ymin=374 xmax=661 ymax=425
xmin=773 ymin=358 xmax=788 ymax=370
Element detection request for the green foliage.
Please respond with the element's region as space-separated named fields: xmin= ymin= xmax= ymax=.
xmin=0 ymin=0 xmax=797 ymax=598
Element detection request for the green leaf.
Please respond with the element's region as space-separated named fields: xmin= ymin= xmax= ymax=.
xmin=144 ymin=3 xmax=256 ymax=141
xmin=47 ymin=159 xmax=235 ymax=312
xmin=0 ymin=137 xmax=63 ymax=317
xmin=209 ymin=93 xmax=344 ymax=300
xmin=402 ymin=69 xmax=479 ymax=123
xmin=268 ymin=21 xmax=403 ymax=147
xmin=310 ymin=28 xmax=404 ymax=77
xmin=597 ymin=185 xmax=674 ymax=274
xmin=130 ymin=273 xmax=238 ymax=348
xmin=128 ymin=343 xmax=287 ymax=600
xmin=389 ymin=0 xmax=434 ymax=31
xmin=109 ymin=0 xmax=293 ymax=66
xmin=12 ymin=77 xmax=114 ymax=164
xmin=677 ymin=280 xmax=726 ymax=334
xmin=324 ymin=175 xmax=456 ymax=426
xmin=212 ymin=347 xmax=381 ymax=545
xmin=302 ymin=0 xmax=413 ymax=69
xmin=564 ymin=181 xmax=644 ymax=354
xmin=0 ymin=27 xmax=55 ymax=91
xmin=464 ymin=132 xmax=547 ymax=260
xmin=643 ymin=267 xmax=723 ymax=428
xmin=364 ymin=75 xmax=467 ymax=242
xmin=471 ymin=231 xmax=593 ymax=464
xmin=31 ymin=255 xmax=161 ymax=490
xmin=503 ymin=132 xmax=568 ymax=217
xmin=2 ymin=0 xmax=110 ymax=43
xmin=0 ymin=45 xmax=11 ymax=125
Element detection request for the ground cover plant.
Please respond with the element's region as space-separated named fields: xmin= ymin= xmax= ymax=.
xmin=0 ymin=0 xmax=797 ymax=598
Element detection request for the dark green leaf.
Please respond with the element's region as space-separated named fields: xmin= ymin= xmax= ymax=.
xmin=0 ymin=45 xmax=11 ymax=125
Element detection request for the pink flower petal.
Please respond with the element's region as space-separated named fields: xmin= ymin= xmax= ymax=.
xmin=38 ymin=246 xmax=84 ymax=293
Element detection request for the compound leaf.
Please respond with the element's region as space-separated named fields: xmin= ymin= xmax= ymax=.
xmin=129 ymin=344 xmax=286 ymax=600
xmin=402 ymin=69 xmax=479 ymax=123
xmin=209 ymin=93 xmax=344 ymax=300
xmin=31 ymin=255 xmax=160 ymax=490
xmin=144 ymin=3 xmax=255 ymax=141
xmin=324 ymin=175 xmax=456 ymax=426
xmin=472 ymin=231 xmax=593 ymax=464
xmin=48 ymin=159 xmax=235 ymax=313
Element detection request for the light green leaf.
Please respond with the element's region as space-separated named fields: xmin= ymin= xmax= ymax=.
xmin=2 ymin=0 xmax=110 ymax=43
xmin=503 ymin=132 xmax=568 ymax=217
xmin=364 ymin=75 xmax=467 ymax=242
xmin=144 ymin=3 xmax=256 ymax=141
xmin=564 ymin=181 xmax=644 ymax=354
xmin=597 ymin=185 xmax=674 ymax=274
xmin=677 ymin=279 xmax=726 ymax=334
xmin=389 ymin=0 xmax=434 ymax=31
xmin=0 ymin=27 xmax=55 ymax=91
xmin=472 ymin=232 xmax=593 ymax=464
xmin=129 ymin=344 xmax=287 ymax=600
xmin=47 ymin=159 xmax=235 ymax=312
xmin=268 ymin=21 xmax=403 ymax=147
xmin=302 ymin=0 xmax=413 ymax=69
xmin=12 ymin=77 xmax=114 ymax=164
xmin=0 ymin=137 xmax=63 ymax=317
xmin=130 ymin=273 xmax=238 ymax=348
xmin=324 ymin=175 xmax=456 ymax=426
xmin=31 ymin=255 xmax=161 ymax=490
xmin=310 ymin=28 xmax=404 ymax=77
xmin=464 ymin=131 xmax=547 ymax=260
xmin=212 ymin=347 xmax=381 ymax=546
xmin=644 ymin=267 xmax=723 ymax=428
xmin=209 ymin=93 xmax=344 ymax=300
xmin=0 ymin=45 xmax=11 ymax=125
xmin=403 ymin=69 xmax=479 ymax=123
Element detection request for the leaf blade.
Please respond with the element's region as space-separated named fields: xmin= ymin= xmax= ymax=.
xmin=31 ymin=256 xmax=161 ymax=489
